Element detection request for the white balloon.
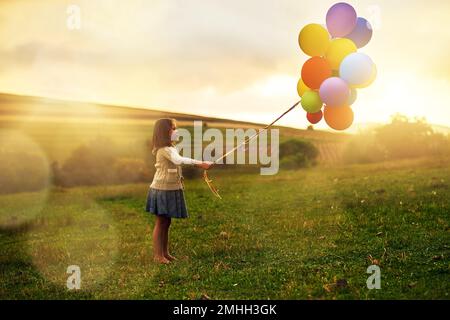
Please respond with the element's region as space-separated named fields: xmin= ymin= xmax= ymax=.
xmin=340 ymin=53 xmax=375 ymax=88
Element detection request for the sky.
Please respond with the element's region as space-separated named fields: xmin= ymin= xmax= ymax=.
xmin=0 ymin=0 xmax=449 ymax=130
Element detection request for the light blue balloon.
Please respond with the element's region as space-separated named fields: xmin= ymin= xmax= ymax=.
xmin=339 ymin=52 xmax=374 ymax=87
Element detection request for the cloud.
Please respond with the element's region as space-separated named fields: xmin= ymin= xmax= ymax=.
xmin=0 ymin=41 xmax=113 ymax=71
xmin=0 ymin=0 xmax=307 ymax=95
xmin=0 ymin=0 xmax=449 ymax=127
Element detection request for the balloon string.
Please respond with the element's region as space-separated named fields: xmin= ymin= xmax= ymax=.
xmin=211 ymin=100 xmax=301 ymax=165
xmin=202 ymin=99 xmax=301 ymax=199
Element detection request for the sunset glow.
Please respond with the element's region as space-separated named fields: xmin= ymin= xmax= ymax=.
xmin=0 ymin=0 xmax=449 ymax=130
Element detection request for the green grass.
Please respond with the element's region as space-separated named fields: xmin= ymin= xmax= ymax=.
xmin=0 ymin=156 xmax=449 ymax=299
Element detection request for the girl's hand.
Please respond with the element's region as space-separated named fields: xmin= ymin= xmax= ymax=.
xmin=198 ymin=161 xmax=213 ymax=170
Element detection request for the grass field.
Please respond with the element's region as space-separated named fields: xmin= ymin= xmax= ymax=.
xmin=0 ymin=156 xmax=448 ymax=299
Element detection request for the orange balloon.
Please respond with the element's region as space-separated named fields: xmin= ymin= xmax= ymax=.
xmin=324 ymin=106 xmax=354 ymax=131
xmin=301 ymin=57 xmax=332 ymax=90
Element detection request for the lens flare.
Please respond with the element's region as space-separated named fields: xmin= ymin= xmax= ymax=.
xmin=27 ymin=192 xmax=120 ymax=291
xmin=0 ymin=130 xmax=50 ymax=228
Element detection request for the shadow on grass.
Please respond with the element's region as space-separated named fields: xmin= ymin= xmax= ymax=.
xmin=0 ymin=222 xmax=94 ymax=299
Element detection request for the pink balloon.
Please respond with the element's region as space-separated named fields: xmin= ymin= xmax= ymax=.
xmin=346 ymin=17 xmax=373 ymax=48
xmin=319 ymin=77 xmax=350 ymax=107
xmin=326 ymin=2 xmax=357 ymax=38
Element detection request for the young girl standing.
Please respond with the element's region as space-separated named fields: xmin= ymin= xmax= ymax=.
xmin=146 ymin=118 xmax=212 ymax=264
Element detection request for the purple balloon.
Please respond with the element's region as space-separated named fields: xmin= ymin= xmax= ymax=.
xmin=346 ymin=17 xmax=373 ymax=48
xmin=326 ymin=2 xmax=357 ymax=38
xmin=319 ymin=77 xmax=350 ymax=107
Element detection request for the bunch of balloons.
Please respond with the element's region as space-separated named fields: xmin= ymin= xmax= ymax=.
xmin=297 ymin=2 xmax=376 ymax=130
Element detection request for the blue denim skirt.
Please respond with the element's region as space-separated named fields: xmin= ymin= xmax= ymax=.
xmin=145 ymin=187 xmax=188 ymax=218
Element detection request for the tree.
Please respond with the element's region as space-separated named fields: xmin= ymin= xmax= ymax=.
xmin=279 ymin=139 xmax=319 ymax=169
xmin=60 ymin=136 xmax=118 ymax=186
xmin=374 ymin=114 xmax=434 ymax=159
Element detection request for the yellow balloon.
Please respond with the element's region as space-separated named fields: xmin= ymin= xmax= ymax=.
xmin=298 ymin=24 xmax=330 ymax=57
xmin=297 ymin=78 xmax=309 ymax=97
xmin=325 ymin=38 xmax=357 ymax=70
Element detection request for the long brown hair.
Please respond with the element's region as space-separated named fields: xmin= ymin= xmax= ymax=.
xmin=151 ymin=118 xmax=176 ymax=155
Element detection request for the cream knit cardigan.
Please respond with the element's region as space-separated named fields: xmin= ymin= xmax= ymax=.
xmin=150 ymin=146 xmax=203 ymax=190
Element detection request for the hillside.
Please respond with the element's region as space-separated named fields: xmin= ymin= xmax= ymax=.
xmin=0 ymin=92 xmax=351 ymax=163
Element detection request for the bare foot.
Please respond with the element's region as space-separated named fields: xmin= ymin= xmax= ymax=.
xmin=153 ymin=256 xmax=171 ymax=264
xmin=165 ymin=254 xmax=177 ymax=261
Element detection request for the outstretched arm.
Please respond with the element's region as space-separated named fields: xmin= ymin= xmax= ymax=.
xmin=164 ymin=147 xmax=203 ymax=166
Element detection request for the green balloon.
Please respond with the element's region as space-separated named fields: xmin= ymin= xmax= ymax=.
xmin=301 ymin=90 xmax=323 ymax=113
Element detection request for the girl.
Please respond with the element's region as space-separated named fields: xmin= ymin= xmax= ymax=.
xmin=146 ymin=118 xmax=212 ymax=264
